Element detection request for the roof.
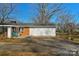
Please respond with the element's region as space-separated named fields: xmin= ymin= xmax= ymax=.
xmin=0 ymin=19 xmax=22 ymax=25
xmin=0 ymin=23 xmax=56 ymax=28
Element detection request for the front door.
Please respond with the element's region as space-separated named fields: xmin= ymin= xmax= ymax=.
xmin=19 ymin=27 xmax=29 ymax=38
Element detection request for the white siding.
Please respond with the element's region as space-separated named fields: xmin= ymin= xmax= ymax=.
xmin=7 ymin=27 xmax=12 ymax=38
xmin=52 ymin=28 xmax=56 ymax=36
xmin=30 ymin=28 xmax=56 ymax=37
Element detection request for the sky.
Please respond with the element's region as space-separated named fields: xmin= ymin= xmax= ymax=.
xmin=10 ymin=3 xmax=79 ymax=23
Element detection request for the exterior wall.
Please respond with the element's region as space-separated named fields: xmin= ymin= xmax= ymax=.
xmin=7 ymin=27 xmax=56 ymax=38
xmin=52 ymin=28 xmax=56 ymax=36
xmin=20 ymin=27 xmax=29 ymax=37
xmin=30 ymin=28 xmax=56 ymax=37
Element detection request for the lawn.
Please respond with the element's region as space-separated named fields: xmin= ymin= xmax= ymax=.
xmin=0 ymin=35 xmax=78 ymax=56
xmin=57 ymin=33 xmax=79 ymax=44
xmin=0 ymin=37 xmax=58 ymax=56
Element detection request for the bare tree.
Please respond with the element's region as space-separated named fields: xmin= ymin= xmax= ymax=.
xmin=0 ymin=3 xmax=16 ymax=24
xmin=0 ymin=3 xmax=16 ymax=33
xmin=58 ymin=13 xmax=76 ymax=33
xmin=32 ymin=3 xmax=62 ymax=24
xmin=57 ymin=12 xmax=77 ymax=40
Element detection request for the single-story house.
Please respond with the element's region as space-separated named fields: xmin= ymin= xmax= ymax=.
xmin=0 ymin=24 xmax=56 ymax=38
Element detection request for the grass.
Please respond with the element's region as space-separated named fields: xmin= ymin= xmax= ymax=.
xmin=0 ymin=34 xmax=79 ymax=56
xmin=0 ymin=50 xmax=56 ymax=56
xmin=57 ymin=33 xmax=79 ymax=44
xmin=0 ymin=37 xmax=59 ymax=56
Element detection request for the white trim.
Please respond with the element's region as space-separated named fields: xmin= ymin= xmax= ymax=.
xmin=0 ymin=25 xmax=20 ymax=27
xmin=0 ymin=25 xmax=15 ymax=27
xmin=0 ymin=25 xmax=56 ymax=28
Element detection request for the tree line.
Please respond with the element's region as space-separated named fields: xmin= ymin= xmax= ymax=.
xmin=0 ymin=3 xmax=78 ymax=35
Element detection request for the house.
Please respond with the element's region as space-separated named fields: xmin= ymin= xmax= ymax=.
xmin=0 ymin=19 xmax=22 ymax=33
xmin=0 ymin=24 xmax=56 ymax=38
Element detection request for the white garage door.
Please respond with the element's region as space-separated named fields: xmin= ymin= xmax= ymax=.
xmin=30 ymin=28 xmax=56 ymax=36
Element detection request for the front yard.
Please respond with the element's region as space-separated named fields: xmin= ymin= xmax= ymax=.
xmin=0 ymin=36 xmax=79 ymax=56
